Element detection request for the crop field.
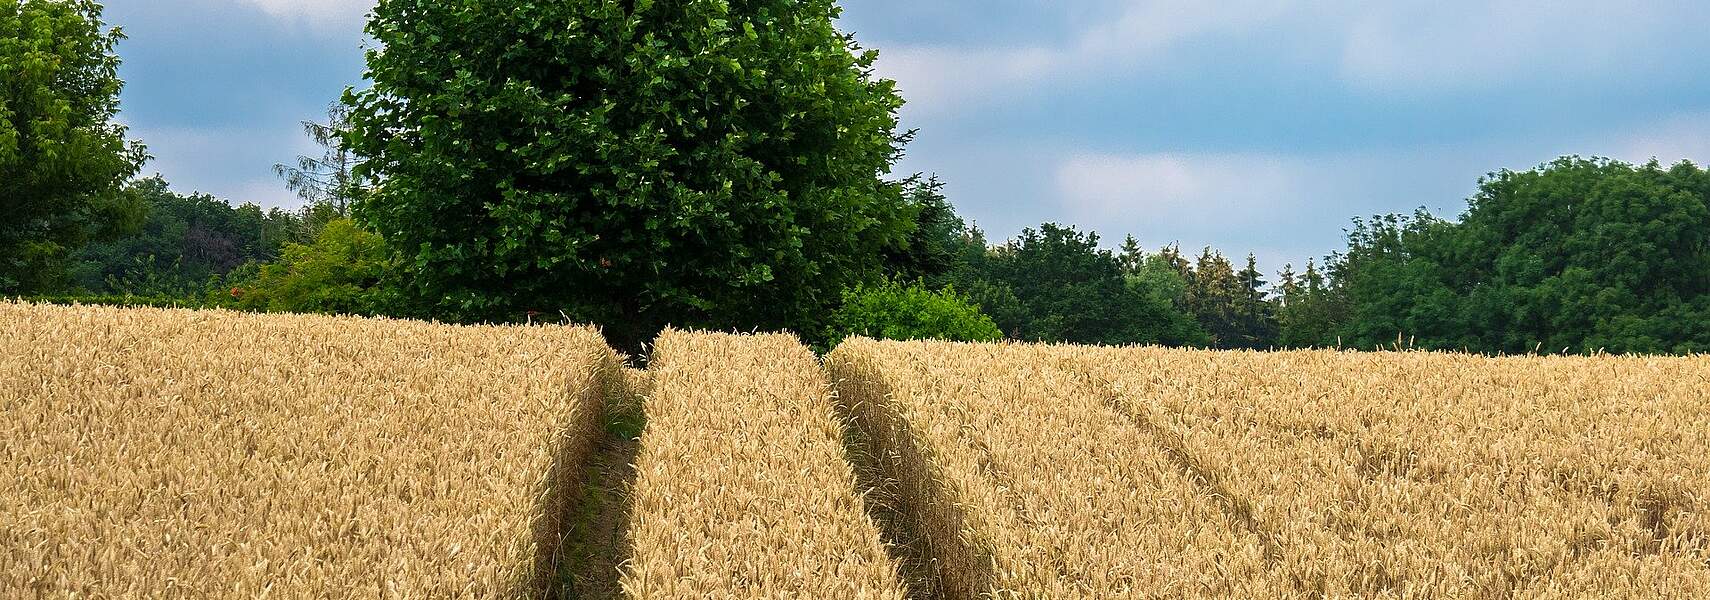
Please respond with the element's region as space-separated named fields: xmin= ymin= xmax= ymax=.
xmin=4 ymin=303 xmax=1709 ymax=598
xmin=831 ymin=339 xmax=1710 ymax=598
xmin=624 ymin=330 xmax=906 ymax=597
xmin=0 ymin=302 xmax=620 ymax=596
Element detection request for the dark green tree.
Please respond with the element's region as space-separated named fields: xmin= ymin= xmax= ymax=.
xmin=72 ymin=177 xmax=303 ymax=296
xmin=346 ymin=0 xmax=917 ymax=349
xmin=961 ymin=223 xmax=1204 ymax=346
xmin=1277 ymin=259 xmax=1340 ymax=348
xmin=1320 ymin=156 xmax=1710 ymax=355
xmin=1 ymin=0 xmax=148 ymax=293
xmin=1185 ymin=248 xmax=1244 ymax=346
xmin=1117 ymin=235 xmax=1144 ymax=274
xmin=1126 ymin=250 xmax=1213 ymax=347
xmin=1232 ymin=252 xmax=1278 ymax=348
xmin=885 ymin=175 xmax=966 ymax=287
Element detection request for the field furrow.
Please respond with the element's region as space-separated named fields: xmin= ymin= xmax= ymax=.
xmin=829 ymin=339 xmax=1299 ymax=599
xmin=621 ymin=330 xmax=906 ymax=598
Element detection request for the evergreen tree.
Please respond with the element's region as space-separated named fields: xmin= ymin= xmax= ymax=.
xmin=1233 ymin=253 xmax=1278 ymax=348
xmin=1117 ymin=235 xmax=1144 ymax=275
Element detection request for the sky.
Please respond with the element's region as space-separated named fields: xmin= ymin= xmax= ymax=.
xmin=111 ymin=0 xmax=1710 ymax=272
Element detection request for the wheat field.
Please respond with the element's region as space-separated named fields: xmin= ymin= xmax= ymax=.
xmin=830 ymin=338 xmax=1710 ymax=599
xmin=623 ymin=330 xmax=907 ymax=598
xmin=0 ymin=302 xmax=620 ymax=596
xmin=5 ymin=302 xmax=1708 ymax=598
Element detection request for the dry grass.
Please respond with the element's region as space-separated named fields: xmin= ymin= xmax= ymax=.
xmin=830 ymin=338 xmax=1710 ymax=599
xmin=622 ymin=330 xmax=906 ymax=598
xmin=0 ymin=302 xmax=620 ymax=596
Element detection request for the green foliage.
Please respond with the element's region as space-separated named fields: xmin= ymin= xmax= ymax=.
xmin=234 ymin=219 xmax=397 ymax=317
xmin=1275 ymin=260 xmax=1341 ymax=348
xmin=1313 ymin=157 xmax=1710 ymax=354
xmin=886 ymin=176 xmax=966 ymax=286
xmin=1125 ymin=252 xmax=1214 ymax=348
xmin=0 ymin=0 xmax=149 ymax=293
xmin=346 ymin=0 xmax=916 ymax=350
xmin=72 ymin=177 xmax=304 ymax=296
xmin=20 ymin=293 xmax=220 ymax=311
xmin=828 ymin=280 xmax=1002 ymax=348
xmin=953 ymin=224 xmax=1207 ymax=347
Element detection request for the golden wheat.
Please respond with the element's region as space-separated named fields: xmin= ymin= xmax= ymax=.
xmin=831 ymin=338 xmax=1710 ymax=599
xmin=0 ymin=302 xmax=619 ymax=596
xmin=829 ymin=339 xmax=1295 ymax=598
xmin=622 ymin=330 xmax=906 ymax=598
xmin=1075 ymin=347 xmax=1710 ymax=598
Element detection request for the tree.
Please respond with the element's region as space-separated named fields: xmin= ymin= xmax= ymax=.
xmin=346 ymin=0 xmax=916 ymax=350
xmin=1277 ymin=259 xmax=1339 ymax=348
xmin=958 ymin=223 xmax=1205 ymax=346
xmin=885 ymin=175 xmax=966 ymax=287
xmin=1126 ymin=251 xmax=1213 ymax=347
xmin=1232 ymin=253 xmax=1278 ymax=348
xmin=1185 ymin=248 xmax=1243 ymax=347
xmin=1 ymin=0 xmax=148 ymax=293
xmin=1325 ymin=157 xmax=1710 ymax=355
xmin=274 ymin=103 xmax=368 ymax=240
xmin=234 ymin=219 xmax=397 ymax=317
xmin=1117 ymin=235 xmax=1144 ymax=274
xmin=73 ymin=177 xmax=303 ymax=296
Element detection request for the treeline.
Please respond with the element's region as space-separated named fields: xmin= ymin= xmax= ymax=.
xmin=908 ymin=156 xmax=1710 ymax=355
xmin=9 ymin=1 xmax=1710 ymax=356
xmin=1302 ymin=157 xmax=1710 ymax=355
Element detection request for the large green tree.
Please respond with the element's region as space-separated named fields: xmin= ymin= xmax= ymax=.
xmin=1 ymin=0 xmax=147 ymax=293
xmin=346 ymin=0 xmax=916 ymax=348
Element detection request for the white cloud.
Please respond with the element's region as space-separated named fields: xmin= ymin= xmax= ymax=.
xmin=872 ymin=0 xmax=1710 ymax=117
xmin=1336 ymin=1 xmax=1702 ymax=93
xmin=1613 ymin=112 xmax=1710 ymax=167
xmin=1038 ymin=108 xmax=1710 ymax=272
xmin=1045 ymin=147 xmax=1496 ymax=269
xmin=1056 ymin=153 xmax=1305 ymax=226
xmin=243 ymin=0 xmax=373 ymax=30
xmin=875 ymin=0 xmax=1292 ymax=117
xmin=130 ymin=124 xmax=319 ymax=210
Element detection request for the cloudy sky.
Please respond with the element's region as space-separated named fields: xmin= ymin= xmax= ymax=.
xmin=111 ymin=1 xmax=1710 ymax=271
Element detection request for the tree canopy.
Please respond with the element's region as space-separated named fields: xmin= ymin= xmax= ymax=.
xmin=1 ymin=0 xmax=148 ymax=294
xmin=1316 ymin=157 xmax=1710 ymax=355
xmin=346 ymin=0 xmax=917 ymax=349
xmin=950 ymin=224 xmax=1209 ymax=347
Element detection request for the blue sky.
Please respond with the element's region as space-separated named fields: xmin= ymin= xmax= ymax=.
xmin=112 ymin=1 xmax=1710 ymax=272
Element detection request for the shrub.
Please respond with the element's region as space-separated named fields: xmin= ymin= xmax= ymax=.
xmin=829 ymin=281 xmax=1002 ymax=348
xmin=234 ymin=219 xmax=396 ymax=316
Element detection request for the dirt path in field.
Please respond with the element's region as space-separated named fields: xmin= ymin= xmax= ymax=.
xmin=558 ymin=371 xmax=648 ymax=599
xmin=834 ymin=401 xmax=944 ymax=600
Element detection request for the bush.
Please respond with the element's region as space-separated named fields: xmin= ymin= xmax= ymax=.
xmin=19 ymin=293 xmax=219 ymax=311
xmin=233 ymin=219 xmax=396 ymax=316
xmin=829 ymin=281 xmax=1003 ymax=348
